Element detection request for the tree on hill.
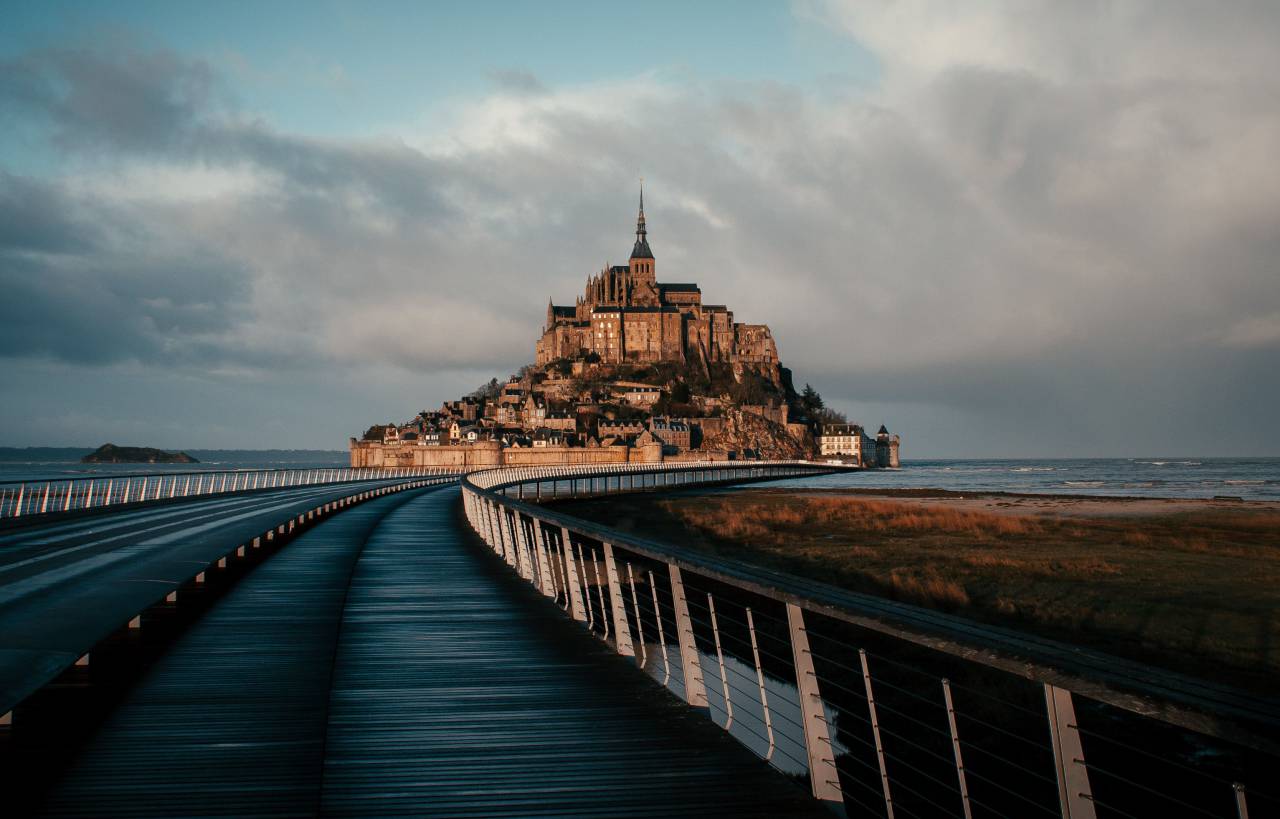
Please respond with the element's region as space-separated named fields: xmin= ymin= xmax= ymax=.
xmin=729 ymin=371 xmax=775 ymax=405
xmin=546 ymin=358 xmax=574 ymax=377
xmin=814 ymin=407 xmax=849 ymax=425
xmin=469 ymin=378 xmax=501 ymax=401
xmin=800 ymin=384 xmax=824 ymax=414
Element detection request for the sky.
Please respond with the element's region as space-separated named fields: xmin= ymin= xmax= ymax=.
xmin=1 ymin=1 xmax=1278 ymax=457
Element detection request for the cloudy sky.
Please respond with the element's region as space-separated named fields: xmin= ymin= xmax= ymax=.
xmin=1 ymin=1 xmax=1277 ymax=457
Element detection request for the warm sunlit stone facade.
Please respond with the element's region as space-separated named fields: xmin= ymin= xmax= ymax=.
xmin=535 ymin=190 xmax=781 ymax=381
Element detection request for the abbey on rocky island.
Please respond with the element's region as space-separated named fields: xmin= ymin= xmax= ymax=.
xmin=350 ymin=187 xmax=900 ymax=470
xmin=536 ymin=188 xmax=781 ymax=383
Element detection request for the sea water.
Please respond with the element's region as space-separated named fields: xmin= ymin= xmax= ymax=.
xmin=3 ymin=454 xmax=1277 ymax=500
xmin=764 ymin=457 xmax=1280 ymax=500
xmin=0 ymin=452 xmax=348 ymax=483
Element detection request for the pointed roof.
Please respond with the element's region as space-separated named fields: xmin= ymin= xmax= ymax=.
xmin=630 ymin=182 xmax=653 ymax=260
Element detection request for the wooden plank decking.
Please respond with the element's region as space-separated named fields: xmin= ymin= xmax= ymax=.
xmin=34 ymin=487 xmax=821 ymax=817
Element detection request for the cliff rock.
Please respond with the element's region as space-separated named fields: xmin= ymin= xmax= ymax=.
xmin=699 ymin=410 xmax=808 ymax=460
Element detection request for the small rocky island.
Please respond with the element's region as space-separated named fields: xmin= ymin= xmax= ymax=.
xmin=81 ymin=443 xmax=199 ymax=464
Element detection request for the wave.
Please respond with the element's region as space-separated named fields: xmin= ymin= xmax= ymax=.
xmin=1011 ymin=466 xmax=1056 ymax=472
xmin=1063 ymin=481 xmax=1105 ymax=487
xmin=1224 ymin=480 xmax=1264 ymax=486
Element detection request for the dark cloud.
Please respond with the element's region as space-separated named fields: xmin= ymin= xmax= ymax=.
xmin=0 ymin=173 xmax=253 ymax=366
xmin=489 ymin=70 xmax=548 ymax=96
xmin=0 ymin=46 xmax=217 ymax=155
xmin=0 ymin=172 xmax=99 ymax=253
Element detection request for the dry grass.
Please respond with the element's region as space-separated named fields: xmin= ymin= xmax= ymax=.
xmin=557 ymin=490 xmax=1280 ymax=692
xmin=673 ymin=496 xmax=1046 ymax=544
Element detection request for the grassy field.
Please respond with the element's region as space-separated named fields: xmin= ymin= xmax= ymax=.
xmin=551 ymin=488 xmax=1280 ymax=693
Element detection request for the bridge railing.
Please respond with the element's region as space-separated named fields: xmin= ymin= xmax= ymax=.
xmin=462 ymin=461 xmax=1280 ymax=819
xmin=0 ymin=466 xmax=456 ymax=520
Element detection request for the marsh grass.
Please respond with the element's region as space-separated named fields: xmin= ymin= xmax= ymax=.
xmin=555 ymin=491 xmax=1280 ymax=692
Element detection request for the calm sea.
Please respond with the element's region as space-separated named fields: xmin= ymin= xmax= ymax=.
xmin=0 ymin=453 xmax=348 ymax=483
xmin=767 ymin=457 xmax=1280 ymax=501
xmin=2 ymin=454 xmax=1277 ymax=500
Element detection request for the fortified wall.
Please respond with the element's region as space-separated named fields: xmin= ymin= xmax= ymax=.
xmin=350 ymin=439 xmax=665 ymax=469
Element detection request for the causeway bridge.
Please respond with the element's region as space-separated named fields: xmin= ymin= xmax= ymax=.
xmin=0 ymin=462 xmax=1277 ymax=817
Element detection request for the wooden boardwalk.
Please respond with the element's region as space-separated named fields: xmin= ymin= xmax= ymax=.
xmin=37 ymin=487 xmax=820 ymax=817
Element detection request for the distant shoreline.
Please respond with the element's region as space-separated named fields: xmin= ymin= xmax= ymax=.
xmin=0 ymin=447 xmax=347 ymax=463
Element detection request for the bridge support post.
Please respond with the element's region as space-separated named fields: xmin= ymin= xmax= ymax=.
xmin=560 ymin=527 xmax=588 ymax=622
xmin=787 ymin=603 xmax=845 ymax=812
xmin=1045 ymin=684 xmax=1096 ymax=819
xmin=602 ymin=543 xmax=634 ymax=657
xmin=668 ymin=565 xmax=708 ymax=709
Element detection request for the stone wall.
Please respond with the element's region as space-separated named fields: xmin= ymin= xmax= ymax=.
xmin=349 ymin=439 xmax=664 ymax=468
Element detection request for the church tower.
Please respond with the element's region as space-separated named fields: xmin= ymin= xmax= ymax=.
xmin=628 ymin=184 xmax=654 ymax=282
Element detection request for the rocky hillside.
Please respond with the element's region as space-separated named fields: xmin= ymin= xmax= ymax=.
xmin=699 ymin=410 xmax=809 ymax=459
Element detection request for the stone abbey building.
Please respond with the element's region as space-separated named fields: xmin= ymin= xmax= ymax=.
xmin=536 ymin=189 xmax=781 ymax=381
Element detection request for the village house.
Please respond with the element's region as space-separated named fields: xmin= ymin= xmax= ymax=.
xmin=650 ymin=417 xmax=691 ymax=450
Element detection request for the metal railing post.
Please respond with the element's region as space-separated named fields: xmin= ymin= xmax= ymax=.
xmin=1045 ymin=683 xmax=1096 ymax=819
xmin=501 ymin=507 xmax=521 ymax=573
xmin=560 ymin=527 xmax=588 ymax=622
xmin=1234 ymin=783 xmax=1250 ymax=819
xmin=589 ymin=552 xmax=609 ymax=639
xmin=860 ymin=649 xmax=896 ymax=819
xmin=787 ymin=603 xmax=844 ymax=809
xmin=650 ymin=570 xmax=671 ymax=685
xmin=746 ymin=607 xmax=775 ymax=761
xmin=602 ymin=543 xmax=635 ymax=657
xmin=669 ymin=564 xmax=709 ymax=708
xmin=942 ymin=678 xmax=973 ymax=819
xmin=485 ymin=499 xmax=501 ymax=554
xmin=575 ymin=543 xmax=595 ymax=630
xmin=506 ymin=509 xmax=527 ymax=578
xmin=514 ymin=513 xmax=535 ymax=584
xmin=708 ymin=594 xmax=733 ymax=729
xmin=533 ymin=519 xmax=557 ymax=599
xmin=627 ymin=564 xmax=647 ymax=668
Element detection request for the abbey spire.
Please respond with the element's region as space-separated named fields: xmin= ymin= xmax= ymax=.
xmin=630 ymin=182 xmax=653 ymax=261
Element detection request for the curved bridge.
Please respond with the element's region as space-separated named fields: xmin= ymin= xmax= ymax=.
xmin=0 ymin=461 xmax=1276 ymax=818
